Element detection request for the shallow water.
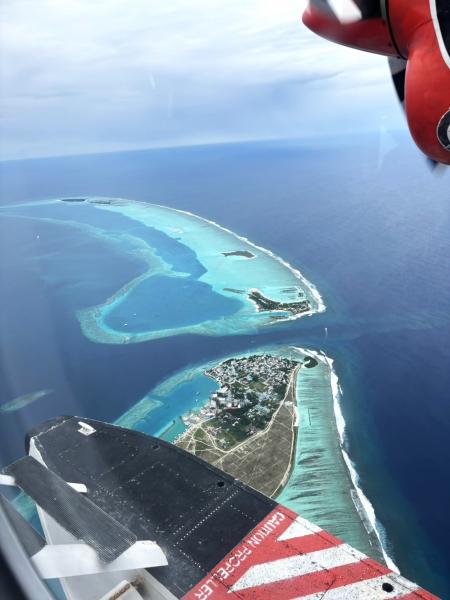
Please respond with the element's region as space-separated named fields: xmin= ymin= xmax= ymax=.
xmin=3 ymin=198 xmax=322 ymax=343
xmin=277 ymin=355 xmax=379 ymax=558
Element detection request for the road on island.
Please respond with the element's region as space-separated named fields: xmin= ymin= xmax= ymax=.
xmin=177 ymin=365 xmax=300 ymax=498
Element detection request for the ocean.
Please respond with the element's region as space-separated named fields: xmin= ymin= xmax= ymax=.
xmin=0 ymin=134 xmax=449 ymax=597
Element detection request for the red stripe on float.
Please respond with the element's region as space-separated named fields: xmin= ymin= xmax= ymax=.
xmin=229 ymin=530 xmax=341 ymax=575
xmin=231 ymin=558 xmax=391 ymax=600
xmin=182 ymin=503 xmax=439 ymax=600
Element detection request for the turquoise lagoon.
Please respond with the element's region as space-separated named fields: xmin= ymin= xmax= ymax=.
xmin=1 ymin=197 xmax=324 ymax=343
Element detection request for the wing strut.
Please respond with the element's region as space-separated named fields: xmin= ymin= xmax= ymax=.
xmin=0 ymin=458 xmax=168 ymax=579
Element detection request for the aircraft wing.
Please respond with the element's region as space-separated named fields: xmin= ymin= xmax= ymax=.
xmin=1 ymin=416 xmax=439 ymax=600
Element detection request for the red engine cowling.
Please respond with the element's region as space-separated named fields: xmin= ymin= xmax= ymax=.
xmin=302 ymin=0 xmax=450 ymax=165
xmin=302 ymin=0 xmax=398 ymax=56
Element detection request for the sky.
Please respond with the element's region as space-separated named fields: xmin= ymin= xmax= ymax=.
xmin=0 ymin=0 xmax=405 ymax=160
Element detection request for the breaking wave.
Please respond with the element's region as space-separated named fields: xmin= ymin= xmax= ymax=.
xmin=324 ymin=352 xmax=399 ymax=572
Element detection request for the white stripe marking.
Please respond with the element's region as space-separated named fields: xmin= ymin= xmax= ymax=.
xmin=277 ymin=515 xmax=322 ymax=541
xmin=231 ymin=544 xmax=365 ymax=592
xmin=292 ymin=574 xmax=419 ymax=599
xmin=0 ymin=473 xmax=87 ymax=493
xmin=328 ymin=0 xmax=362 ymax=23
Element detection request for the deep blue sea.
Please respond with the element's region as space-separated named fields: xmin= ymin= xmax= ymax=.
xmin=0 ymin=135 xmax=449 ymax=597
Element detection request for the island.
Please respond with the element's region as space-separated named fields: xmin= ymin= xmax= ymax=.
xmin=87 ymin=198 xmax=112 ymax=205
xmin=176 ymin=354 xmax=301 ymax=497
xmin=222 ymin=250 xmax=255 ymax=258
xmin=152 ymin=347 xmax=386 ymax=564
xmin=0 ymin=389 xmax=53 ymax=413
xmin=248 ymin=288 xmax=311 ymax=316
xmin=303 ymin=355 xmax=318 ymax=368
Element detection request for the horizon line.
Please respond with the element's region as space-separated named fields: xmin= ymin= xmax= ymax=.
xmin=0 ymin=129 xmax=406 ymax=164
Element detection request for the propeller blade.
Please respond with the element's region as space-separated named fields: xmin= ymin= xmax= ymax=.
xmin=308 ymin=0 xmax=380 ymax=23
xmin=388 ymin=57 xmax=407 ymax=108
xmin=426 ymin=157 xmax=448 ymax=173
xmin=327 ymin=0 xmax=362 ymax=23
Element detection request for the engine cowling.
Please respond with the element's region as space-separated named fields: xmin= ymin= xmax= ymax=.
xmin=302 ymin=0 xmax=399 ymax=56
xmin=302 ymin=0 xmax=450 ymax=165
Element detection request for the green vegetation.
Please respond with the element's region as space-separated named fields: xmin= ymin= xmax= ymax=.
xmin=202 ymin=354 xmax=299 ymax=450
xmin=303 ymin=356 xmax=318 ymax=368
xmin=248 ymin=289 xmax=311 ymax=316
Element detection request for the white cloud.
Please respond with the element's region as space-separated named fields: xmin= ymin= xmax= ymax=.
xmin=0 ymin=0 xmax=402 ymax=159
